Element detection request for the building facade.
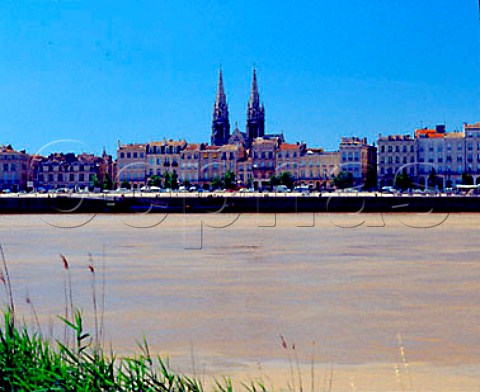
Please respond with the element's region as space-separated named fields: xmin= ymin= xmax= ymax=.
xmin=377 ymin=134 xmax=417 ymax=187
xmin=116 ymin=143 xmax=147 ymax=189
xmin=0 ymin=145 xmax=28 ymax=191
xmin=339 ymin=137 xmax=377 ymax=187
xmin=377 ymin=123 xmax=480 ymax=188
xmin=33 ymin=152 xmax=111 ymax=191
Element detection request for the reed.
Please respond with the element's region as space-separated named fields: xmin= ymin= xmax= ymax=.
xmin=88 ymin=253 xmax=99 ymax=351
xmin=280 ymin=334 xmax=296 ymax=392
xmin=0 ymin=245 xmax=15 ymax=326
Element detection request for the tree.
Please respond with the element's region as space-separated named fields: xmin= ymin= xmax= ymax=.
xmin=224 ymin=170 xmax=236 ymax=190
xmin=364 ymin=166 xmax=377 ymax=191
xmin=269 ymin=175 xmax=280 ymax=188
xmin=394 ymin=169 xmax=412 ymax=191
xmin=170 ymin=170 xmax=179 ymax=190
xmin=102 ymin=173 xmax=114 ymax=190
xmin=211 ymin=176 xmax=222 ymax=190
xmin=163 ymin=171 xmax=179 ymax=189
xmin=427 ymin=167 xmax=445 ymax=190
xmin=120 ymin=180 xmax=131 ymax=189
xmin=90 ymin=174 xmax=101 ymax=189
xmin=462 ymin=172 xmax=474 ymax=186
xmin=163 ymin=172 xmax=171 ymax=189
xmin=148 ymin=175 xmax=162 ymax=187
xmin=333 ymin=171 xmax=353 ymax=189
xmin=278 ymin=171 xmax=294 ymax=189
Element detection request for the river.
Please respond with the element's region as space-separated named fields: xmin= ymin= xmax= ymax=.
xmin=1 ymin=212 xmax=479 ymax=390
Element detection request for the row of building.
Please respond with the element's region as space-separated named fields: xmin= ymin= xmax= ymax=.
xmin=0 ymin=146 xmax=114 ymax=192
xmin=1 ymin=69 xmax=480 ymax=191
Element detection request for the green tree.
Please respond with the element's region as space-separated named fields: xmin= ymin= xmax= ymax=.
xmin=170 ymin=170 xmax=179 ymax=190
xmin=224 ymin=170 xmax=236 ymax=190
xmin=364 ymin=166 xmax=377 ymax=191
xmin=269 ymin=175 xmax=280 ymax=188
xmin=102 ymin=173 xmax=114 ymax=190
xmin=148 ymin=175 xmax=162 ymax=187
xmin=394 ymin=169 xmax=412 ymax=191
xmin=333 ymin=171 xmax=353 ymax=189
xmin=211 ymin=176 xmax=222 ymax=190
xmin=462 ymin=172 xmax=474 ymax=185
xmin=278 ymin=171 xmax=294 ymax=189
xmin=163 ymin=171 xmax=178 ymax=189
xmin=427 ymin=168 xmax=438 ymax=189
xmin=163 ymin=172 xmax=171 ymax=189
xmin=90 ymin=174 xmax=101 ymax=189
xmin=120 ymin=180 xmax=131 ymax=189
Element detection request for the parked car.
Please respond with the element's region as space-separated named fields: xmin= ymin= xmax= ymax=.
xmin=293 ymin=186 xmax=310 ymax=194
xmin=381 ymin=186 xmax=396 ymax=193
xmin=275 ymin=185 xmax=291 ymax=193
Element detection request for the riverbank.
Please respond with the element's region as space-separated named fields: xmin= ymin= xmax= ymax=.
xmin=0 ymin=192 xmax=480 ymax=213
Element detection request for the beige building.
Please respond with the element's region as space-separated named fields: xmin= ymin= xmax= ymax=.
xmin=145 ymin=140 xmax=187 ymax=184
xmin=301 ymin=149 xmax=340 ymax=189
xmin=0 ymin=145 xmax=28 ymax=191
xmin=339 ymin=137 xmax=377 ymax=186
xmin=198 ymin=144 xmax=240 ymax=187
xmin=377 ymin=134 xmax=417 ymax=187
xmin=251 ymin=137 xmax=279 ymax=188
xmin=117 ymin=143 xmax=147 ymax=189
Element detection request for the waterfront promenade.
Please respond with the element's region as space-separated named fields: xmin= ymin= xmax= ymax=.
xmin=0 ymin=190 xmax=478 ymax=214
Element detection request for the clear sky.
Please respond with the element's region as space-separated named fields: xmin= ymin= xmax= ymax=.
xmin=1 ymin=0 xmax=480 ymax=155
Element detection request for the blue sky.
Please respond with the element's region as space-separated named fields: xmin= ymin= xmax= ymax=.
xmin=0 ymin=0 xmax=479 ymax=155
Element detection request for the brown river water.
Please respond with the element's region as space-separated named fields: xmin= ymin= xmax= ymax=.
xmin=1 ymin=212 xmax=480 ymax=390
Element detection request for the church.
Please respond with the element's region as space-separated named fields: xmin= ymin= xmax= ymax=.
xmin=210 ymin=69 xmax=282 ymax=148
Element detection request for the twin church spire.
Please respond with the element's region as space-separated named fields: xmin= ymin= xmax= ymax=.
xmin=211 ymin=69 xmax=230 ymax=146
xmin=211 ymin=69 xmax=265 ymax=146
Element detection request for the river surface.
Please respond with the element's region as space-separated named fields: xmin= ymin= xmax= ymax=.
xmin=1 ymin=213 xmax=480 ymax=390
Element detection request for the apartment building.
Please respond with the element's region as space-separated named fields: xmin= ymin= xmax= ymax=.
xmin=339 ymin=137 xmax=377 ymax=186
xmin=34 ymin=152 xmax=109 ymax=191
xmin=377 ymin=134 xmax=417 ymax=187
xmin=0 ymin=145 xmax=28 ymax=191
xmin=377 ymin=123 xmax=480 ymax=188
xmin=117 ymin=143 xmax=147 ymax=189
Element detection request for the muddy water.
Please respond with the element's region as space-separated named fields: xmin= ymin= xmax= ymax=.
xmin=1 ymin=213 xmax=480 ymax=389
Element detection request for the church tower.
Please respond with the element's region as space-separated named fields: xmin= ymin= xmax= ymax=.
xmin=246 ymin=68 xmax=265 ymax=146
xmin=211 ymin=69 xmax=230 ymax=146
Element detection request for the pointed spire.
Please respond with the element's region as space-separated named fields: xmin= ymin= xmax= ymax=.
xmin=211 ymin=68 xmax=230 ymax=146
xmin=215 ymin=68 xmax=226 ymax=108
xmin=249 ymin=68 xmax=260 ymax=107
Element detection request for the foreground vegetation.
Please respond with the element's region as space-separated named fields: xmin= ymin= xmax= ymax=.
xmin=0 ymin=309 xmax=270 ymax=392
